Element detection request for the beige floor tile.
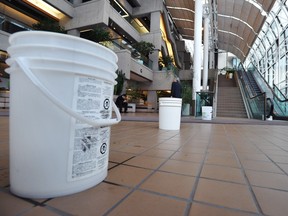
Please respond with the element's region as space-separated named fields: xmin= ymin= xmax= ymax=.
xmin=124 ymin=155 xmax=166 ymax=170
xmin=189 ymin=202 xmax=254 ymax=216
xmin=125 ymin=139 xmax=157 ymax=148
xmin=205 ymin=154 xmax=240 ymax=168
xmin=194 ymin=179 xmax=258 ymax=213
xmin=109 ymin=151 xmax=135 ymax=163
xmin=159 ymin=159 xmax=200 ymax=176
xmin=171 ymin=152 xmax=205 ymax=163
xmin=237 ymin=153 xmax=270 ymax=162
xmin=253 ymin=187 xmax=288 ymax=216
xmin=246 ymin=170 xmax=288 ymax=190
xmin=207 ymin=149 xmax=235 ymax=157
xmin=108 ymin=190 xmax=187 ymax=216
xmin=0 ymin=191 xmax=34 ymax=216
xmin=208 ymin=143 xmax=233 ymax=152
xmin=178 ymin=146 xmax=207 ymax=154
xmin=106 ymin=165 xmax=152 ymax=187
xmin=233 ymin=144 xmax=262 ymax=154
xmin=46 ymin=182 xmax=130 ymax=216
xmin=140 ymin=171 xmax=196 ymax=199
xmin=108 ymin=162 xmax=118 ymax=169
xmin=268 ymin=155 xmax=288 ymax=163
xmin=201 ymin=164 xmax=246 ymax=184
xmin=241 ymin=160 xmax=284 ymax=173
xmin=156 ymin=143 xmax=182 ymax=151
xmin=141 ymin=148 xmax=175 ymax=158
xmin=261 ymin=149 xmax=288 ymax=157
xmin=2 ymin=117 xmax=288 ymax=216
xmin=113 ymin=145 xmax=148 ymax=154
xmin=21 ymin=206 xmax=60 ymax=216
xmin=278 ymin=163 xmax=288 ymax=174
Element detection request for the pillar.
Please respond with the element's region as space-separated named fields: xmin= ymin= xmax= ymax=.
xmin=192 ymin=0 xmax=203 ymax=114
xmin=150 ymin=11 xmax=162 ymax=71
xmin=203 ymin=7 xmax=209 ymax=91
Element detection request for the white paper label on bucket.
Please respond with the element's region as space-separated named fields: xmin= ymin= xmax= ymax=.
xmin=68 ymin=126 xmax=110 ymax=181
xmin=67 ymin=75 xmax=113 ymax=181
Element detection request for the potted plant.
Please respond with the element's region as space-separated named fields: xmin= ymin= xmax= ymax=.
xmin=32 ymin=18 xmax=66 ymax=33
xmin=80 ymin=27 xmax=113 ymax=47
xmin=181 ymin=81 xmax=192 ymax=116
xmin=220 ymin=67 xmax=235 ymax=79
xmin=226 ymin=69 xmax=235 ymax=79
xmin=133 ymin=41 xmax=155 ymax=58
xmin=159 ymin=55 xmax=174 ymax=70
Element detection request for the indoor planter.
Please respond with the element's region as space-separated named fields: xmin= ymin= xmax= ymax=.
xmin=220 ymin=67 xmax=235 ymax=79
xmin=133 ymin=41 xmax=155 ymax=58
xmin=181 ymin=82 xmax=192 ymax=116
xmin=159 ymin=55 xmax=174 ymax=70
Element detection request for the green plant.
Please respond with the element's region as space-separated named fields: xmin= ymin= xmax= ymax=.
xmin=114 ymin=70 xmax=126 ymax=95
xmin=181 ymin=82 xmax=192 ymax=104
xmin=133 ymin=41 xmax=155 ymax=57
xmin=159 ymin=55 xmax=174 ymax=68
xmin=126 ymin=83 xmax=143 ymax=103
xmin=220 ymin=67 xmax=235 ymax=74
xmin=32 ymin=18 xmax=65 ymax=33
xmin=81 ymin=27 xmax=112 ymax=43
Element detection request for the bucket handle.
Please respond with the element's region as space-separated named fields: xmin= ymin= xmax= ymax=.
xmin=15 ymin=57 xmax=121 ymax=127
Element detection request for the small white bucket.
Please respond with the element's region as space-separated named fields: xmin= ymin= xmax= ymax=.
xmin=202 ymin=106 xmax=213 ymax=120
xmin=6 ymin=31 xmax=121 ymax=199
xmin=159 ymin=97 xmax=182 ymax=130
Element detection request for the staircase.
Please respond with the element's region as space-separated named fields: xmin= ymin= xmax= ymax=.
xmin=217 ymin=75 xmax=247 ymax=118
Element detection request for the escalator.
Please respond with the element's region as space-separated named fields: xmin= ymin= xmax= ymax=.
xmin=238 ymin=63 xmax=288 ymax=120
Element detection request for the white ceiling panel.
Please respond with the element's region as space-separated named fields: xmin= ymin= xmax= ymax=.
xmin=165 ymin=0 xmax=276 ymax=61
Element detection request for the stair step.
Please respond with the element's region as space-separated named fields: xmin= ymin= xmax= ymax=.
xmin=217 ymin=75 xmax=247 ymax=118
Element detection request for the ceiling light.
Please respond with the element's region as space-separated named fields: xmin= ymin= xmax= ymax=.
xmin=23 ymin=0 xmax=64 ymax=20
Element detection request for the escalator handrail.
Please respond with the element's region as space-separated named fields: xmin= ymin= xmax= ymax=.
xmin=272 ymin=84 xmax=288 ymax=102
xmin=248 ymin=63 xmax=288 ymax=103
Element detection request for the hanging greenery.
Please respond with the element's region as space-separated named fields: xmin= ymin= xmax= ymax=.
xmin=159 ymin=55 xmax=174 ymax=69
xmin=114 ymin=70 xmax=126 ymax=95
xmin=133 ymin=41 xmax=155 ymax=57
xmin=32 ymin=18 xmax=66 ymax=33
xmin=81 ymin=27 xmax=113 ymax=43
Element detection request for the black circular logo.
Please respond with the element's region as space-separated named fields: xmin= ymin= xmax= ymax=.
xmin=103 ymin=98 xmax=110 ymax=110
xmin=100 ymin=143 xmax=107 ymax=154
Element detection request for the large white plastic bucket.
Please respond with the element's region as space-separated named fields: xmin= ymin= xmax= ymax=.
xmin=202 ymin=106 xmax=213 ymax=120
xmin=159 ymin=97 xmax=182 ymax=130
xmin=7 ymin=45 xmax=118 ymax=72
xmin=6 ymin=31 xmax=121 ymax=199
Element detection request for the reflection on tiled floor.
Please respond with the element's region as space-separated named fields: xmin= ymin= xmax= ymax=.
xmin=1 ymin=115 xmax=288 ymax=216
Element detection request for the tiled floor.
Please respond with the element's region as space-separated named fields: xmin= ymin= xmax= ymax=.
xmin=1 ymin=114 xmax=288 ymax=216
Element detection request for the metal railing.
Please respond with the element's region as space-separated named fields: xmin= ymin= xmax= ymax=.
xmin=237 ymin=64 xmax=267 ymax=120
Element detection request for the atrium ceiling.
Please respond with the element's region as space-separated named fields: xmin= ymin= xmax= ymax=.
xmin=165 ymin=0 xmax=276 ymax=62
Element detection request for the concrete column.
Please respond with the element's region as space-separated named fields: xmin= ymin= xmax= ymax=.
xmin=147 ymin=90 xmax=158 ymax=112
xmin=150 ymin=11 xmax=162 ymax=71
xmin=203 ymin=15 xmax=209 ymax=91
xmin=192 ymin=0 xmax=203 ymax=105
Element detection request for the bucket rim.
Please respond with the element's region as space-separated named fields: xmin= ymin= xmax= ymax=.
xmin=7 ymin=65 xmax=117 ymax=84
xmin=9 ymin=31 xmax=118 ymax=60
xmin=159 ymin=97 xmax=182 ymax=102
xmin=6 ymin=58 xmax=118 ymax=80
xmin=7 ymin=44 xmax=118 ymax=66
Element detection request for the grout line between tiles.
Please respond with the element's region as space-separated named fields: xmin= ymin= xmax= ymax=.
xmin=228 ymin=126 xmax=264 ymax=215
xmin=182 ymin=127 xmax=213 ymax=216
xmin=103 ymin=131 xmax=195 ymax=215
